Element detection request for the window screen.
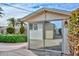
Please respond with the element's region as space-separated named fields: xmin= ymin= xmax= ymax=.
xmin=29 ymin=24 xmax=33 ymax=30
xmin=34 ymin=24 xmax=38 ymax=30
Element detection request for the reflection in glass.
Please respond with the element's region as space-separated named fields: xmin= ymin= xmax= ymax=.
xmin=45 ymin=20 xmax=63 ymax=51
xmin=29 ymin=20 xmax=63 ymax=51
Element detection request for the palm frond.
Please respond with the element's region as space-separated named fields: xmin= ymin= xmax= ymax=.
xmin=0 ymin=7 xmax=4 ymax=17
xmin=0 ymin=7 xmax=3 ymax=11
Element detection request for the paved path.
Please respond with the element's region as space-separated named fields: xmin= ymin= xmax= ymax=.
xmin=0 ymin=43 xmax=36 ymax=56
xmin=0 ymin=48 xmax=37 ymax=56
xmin=0 ymin=43 xmax=61 ymax=56
xmin=0 ymin=43 xmax=27 ymax=51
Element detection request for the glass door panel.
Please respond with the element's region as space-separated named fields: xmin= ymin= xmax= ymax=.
xmin=45 ymin=20 xmax=63 ymax=51
xmin=29 ymin=23 xmax=44 ymax=50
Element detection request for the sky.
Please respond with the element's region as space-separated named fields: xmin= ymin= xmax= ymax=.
xmin=0 ymin=3 xmax=79 ymax=26
xmin=51 ymin=21 xmax=62 ymax=29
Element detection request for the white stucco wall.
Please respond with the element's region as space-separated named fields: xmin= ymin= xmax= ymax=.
xmin=30 ymin=23 xmax=43 ymax=40
xmin=62 ymin=27 xmax=69 ymax=54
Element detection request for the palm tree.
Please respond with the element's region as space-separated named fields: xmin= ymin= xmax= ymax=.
xmin=7 ymin=18 xmax=15 ymax=27
xmin=7 ymin=18 xmax=16 ymax=34
xmin=16 ymin=19 xmax=26 ymax=34
xmin=0 ymin=7 xmax=3 ymax=17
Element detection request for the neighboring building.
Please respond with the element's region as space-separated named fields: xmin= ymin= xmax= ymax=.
xmin=44 ymin=22 xmax=55 ymax=39
xmin=15 ymin=24 xmax=20 ymax=34
xmin=0 ymin=21 xmax=27 ymax=34
xmin=0 ymin=26 xmax=7 ymax=34
xmin=15 ymin=24 xmax=27 ymax=34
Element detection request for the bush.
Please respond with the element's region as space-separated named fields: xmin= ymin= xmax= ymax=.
xmin=19 ymin=26 xmax=25 ymax=34
xmin=7 ymin=27 xmax=15 ymax=34
xmin=0 ymin=34 xmax=27 ymax=43
xmin=68 ymin=9 xmax=79 ymax=55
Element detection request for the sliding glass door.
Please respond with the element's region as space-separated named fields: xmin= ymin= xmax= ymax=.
xmin=29 ymin=20 xmax=63 ymax=52
xmin=44 ymin=20 xmax=63 ymax=51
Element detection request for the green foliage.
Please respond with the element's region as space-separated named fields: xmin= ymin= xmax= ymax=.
xmin=19 ymin=26 xmax=25 ymax=34
xmin=68 ymin=9 xmax=79 ymax=55
xmin=19 ymin=21 xmax=25 ymax=34
xmin=68 ymin=9 xmax=79 ymax=36
xmin=7 ymin=27 xmax=15 ymax=34
xmin=7 ymin=18 xmax=15 ymax=27
xmin=7 ymin=18 xmax=16 ymax=34
xmin=0 ymin=34 xmax=27 ymax=43
xmin=0 ymin=7 xmax=3 ymax=17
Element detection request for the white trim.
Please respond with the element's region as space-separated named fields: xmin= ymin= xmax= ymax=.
xmin=27 ymin=23 xmax=30 ymax=49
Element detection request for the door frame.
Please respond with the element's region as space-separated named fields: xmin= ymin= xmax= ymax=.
xmin=43 ymin=19 xmax=65 ymax=53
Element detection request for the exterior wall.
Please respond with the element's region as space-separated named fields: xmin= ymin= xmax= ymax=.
xmin=15 ymin=25 xmax=20 ymax=33
xmin=30 ymin=23 xmax=43 ymax=40
xmin=0 ymin=27 xmax=7 ymax=34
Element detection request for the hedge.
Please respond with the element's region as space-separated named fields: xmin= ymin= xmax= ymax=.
xmin=0 ymin=34 xmax=27 ymax=43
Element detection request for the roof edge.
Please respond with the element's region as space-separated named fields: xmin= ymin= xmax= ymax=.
xmin=22 ymin=8 xmax=71 ymax=21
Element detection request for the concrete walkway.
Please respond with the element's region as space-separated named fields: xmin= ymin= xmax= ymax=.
xmin=0 ymin=43 xmax=61 ymax=56
xmin=0 ymin=43 xmax=37 ymax=56
xmin=0 ymin=43 xmax=27 ymax=51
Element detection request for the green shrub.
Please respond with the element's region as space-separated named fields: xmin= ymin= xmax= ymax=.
xmin=19 ymin=26 xmax=25 ymax=34
xmin=0 ymin=34 xmax=27 ymax=43
xmin=7 ymin=27 xmax=15 ymax=34
xmin=68 ymin=9 xmax=79 ymax=55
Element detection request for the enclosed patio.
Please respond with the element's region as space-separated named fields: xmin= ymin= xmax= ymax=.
xmin=22 ymin=8 xmax=70 ymax=55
